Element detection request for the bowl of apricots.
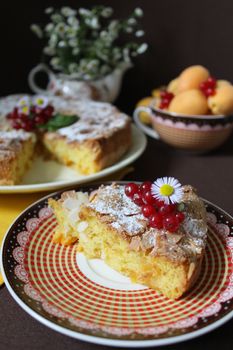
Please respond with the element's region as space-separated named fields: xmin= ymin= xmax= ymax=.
xmin=134 ymin=65 xmax=233 ymax=152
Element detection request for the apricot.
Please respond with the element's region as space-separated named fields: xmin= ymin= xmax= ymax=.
xmin=216 ymin=80 xmax=232 ymax=88
xmin=168 ymin=89 xmax=209 ymax=115
xmin=177 ymin=65 xmax=210 ymax=93
xmin=136 ymin=97 xmax=155 ymax=124
xmin=208 ymin=85 xmax=233 ymax=115
xmin=167 ymin=78 xmax=179 ymax=95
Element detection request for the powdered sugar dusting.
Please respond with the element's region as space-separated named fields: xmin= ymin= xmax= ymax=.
xmin=56 ymin=99 xmax=129 ymax=142
xmin=89 ymin=185 xmax=147 ymax=236
xmin=0 ymin=129 xmax=34 ymax=141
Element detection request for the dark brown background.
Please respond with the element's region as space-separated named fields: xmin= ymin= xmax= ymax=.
xmin=1 ymin=0 xmax=233 ymax=349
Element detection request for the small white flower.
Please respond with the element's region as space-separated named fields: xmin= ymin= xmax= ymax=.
xmin=85 ymin=17 xmax=99 ymax=29
xmin=68 ymin=38 xmax=78 ymax=47
xmin=68 ymin=63 xmax=79 ymax=73
xmin=72 ymin=47 xmax=80 ymax=55
xmin=55 ymin=23 xmax=66 ymax=36
xmin=101 ymin=7 xmax=113 ymax=18
xmin=45 ymin=23 xmax=54 ymax=32
xmin=17 ymin=96 xmax=30 ymax=108
xmin=137 ymin=42 xmax=148 ymax=54
xmin=134 ymin=7 xmax=144 ymax=17
xmin=35 ymin=96 xmax=48 ymax=109
xmin=135 ymin=30 xmax=144 ymax=37
xmin=61 ymin=7 xmax=77 ymax=17
xmin=67 ymin=16 xmax=79 ymax=28
xmin=31 ymin=24 xmax=43 ymax=38
xmin=125 ymin=27 xmax=133 ymax=33
xmin=100 ymin=30 xmax=108 ymax=38
xmin=51 ymin=13 xmax=63 ymax=23
xmin=50 ymin=57 xmax=60 ymax=68
xmin=43 ymin=46 xmax=55 ymax=55
xmin=151 ymin=177 xmax=183 ymax=204
xmin=49 ymin=34 xmax=58 ymax=47
xmin=79 ymin=8 xmax=91 ymax=16
xmin=58 ymin=41 xmax=66 ymax=48
xmin=128 ymin=18 xmax=137 ymax=25
xmin=109 ymin=20 xmax=119 ymax=32
xmin=45 ymin=7 xmax=54 ymax=14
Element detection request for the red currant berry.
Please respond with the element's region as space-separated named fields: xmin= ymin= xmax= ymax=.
xmin=159 ymin=101 xmax=169 ymax=109
xmin=199 ymin=81 xmax=208 ymax=91
xmin=143 ymin=190 xmax=156 ymax=205
xmin=142 ymin=204 xmax=156 ymax=218
xmin=175 ymin=211 xmax=185 ymax=223
xmin=133 ymin=193 xmax=144 ymax=206
xmin=160 ymin=91 xmax=174 ymax=100
xmin=35 ymin=114 xmax=46 ymax=125
xmin=21 ymin=120 xmax=34 ymax=131
xmin=12 ymin=120 xmax=21 ymax=129
xmin=44 ymin=105 xmax=54 ymax=117
xmin=160 ymin=90 xmax=168 ymax=98
xmin=163 ymin=214 xmax=179 ymax=233
xmin=154 ymin=199 xmax=164 ymax=208
xmin=206 ymin=76 xmax=216 ymax=88
xmin=205 ymin=88 xmax=216 ymax=97
xmin=140 ymin=181 xmax=152 ymax=193
xmin=125 ymin=183 xmax=139 ymax=198
xmin=159 ymin=204 xmax=176 ymax=216
xmin=149 ymin=213 xmax=163 ymax=229
xmin=18 ymin=113 xmax=28 ymax=121
xmin=8 ymin=108 xmax=18 ymax=120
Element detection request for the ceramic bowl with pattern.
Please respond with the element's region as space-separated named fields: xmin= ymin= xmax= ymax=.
xmin=134 ymin=106 xmax=233 ymax=152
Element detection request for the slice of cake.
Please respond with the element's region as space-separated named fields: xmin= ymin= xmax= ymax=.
xmin=50 ymin=179 xmax=208 ymax=299
xmin=42 ymin=100 xmax=131 ymax=175
xmin=0 ymin=130 xmax=36 ymax=185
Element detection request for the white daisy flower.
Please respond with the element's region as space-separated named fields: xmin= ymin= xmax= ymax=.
xmin=17 ymin=96 xmax=30 ymax=108
xmin=151 ymin=177 xmax=183 ymax=204
xmin=35 ymin=96 xmax=48 ymax=109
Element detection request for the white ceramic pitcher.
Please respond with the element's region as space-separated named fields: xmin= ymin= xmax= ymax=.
xmin=28 ymin=63 xmax=132 ymax=102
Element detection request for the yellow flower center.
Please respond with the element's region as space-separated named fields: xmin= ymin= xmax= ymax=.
xmin=37 ymin=98 xmax=43 ymax=106
xmin=21 ymin=106 xmax=29 ymax=114
xmin=160 ymin=184 xmax=174 ymax=197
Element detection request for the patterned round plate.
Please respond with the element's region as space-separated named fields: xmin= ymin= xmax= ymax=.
xmin=1 ymin=182 xmax=233 ymax=347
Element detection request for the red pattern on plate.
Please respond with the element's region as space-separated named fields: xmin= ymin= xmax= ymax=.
xmin=12 ymin=209 xmax=233 ymax=336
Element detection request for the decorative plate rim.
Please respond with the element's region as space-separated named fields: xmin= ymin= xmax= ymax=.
xmin=0 ymin=124 xmax=147 ymax=194
xmin=1 ymin=182 xmax=233 ymax=348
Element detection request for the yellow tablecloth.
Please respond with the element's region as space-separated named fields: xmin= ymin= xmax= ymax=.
xmin=0 ymin=167 xmax=133 ymax=285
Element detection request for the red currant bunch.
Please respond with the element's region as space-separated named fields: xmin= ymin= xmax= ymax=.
xmin=159 ymin=90 xmax=174 ymax=109
xmin=199 ymin=76 xmax=216 ymax=97
xmin=124 ymin=181 xmax=185 ymax=233
xmin=7 ymin=105 xmax=54 ymax=132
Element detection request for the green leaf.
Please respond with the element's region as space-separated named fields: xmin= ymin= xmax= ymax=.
xmin=39 ymin=114 xmax=79 ymax=131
